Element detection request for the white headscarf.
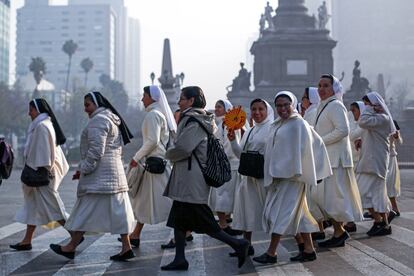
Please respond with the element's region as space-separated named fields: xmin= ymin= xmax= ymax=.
xmin=274 ymin=90 xmax=299 ymax=113
xmin=366 ymin=91 xmax=396 ymax=134
xmin=355 ymin=101 xmax=366 ymax=115
xmin=332 ymin=75 xmax=344 ymax=101
xmin=250 ymin=99 xmax=274 ymax=126
xmin=149 ymin=85 xmax=177 ymax=132
xmin=219 ymin=99 xmax=233 ymax=112
xmin=308 ymin=87 xmax=320 ymax=105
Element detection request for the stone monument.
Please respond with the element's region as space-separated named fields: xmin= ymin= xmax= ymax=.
xmin=343 ymin=60 xmax=371 ymax=107
xmin=229 ymin=0 xmax=337 ymax=107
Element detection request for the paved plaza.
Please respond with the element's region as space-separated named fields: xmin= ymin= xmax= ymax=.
xmin=0 ymin=169 xmax=413 ymax=276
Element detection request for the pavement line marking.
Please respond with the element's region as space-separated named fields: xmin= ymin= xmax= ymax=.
xmin=347 ymin=239 xmax=414 ymax=276
xmin=0 ymin=222 xmax=27 ymax=240
xmin=331 ymin=240 xmax=404 ymax=276
xmin=0 ymin=226 xmax=69 ymax=276
xmin=357 ymin=220 xmax=414 ymax=247
xmin=53 ymin=233 xmax=115 ymax=276
xmin=158 ymin=231 xmax=206 ymax=276
xmin=400 ymin=212 xmax=414 ymax=221
xmin=254 ymin=243 xmax=314 ymax=276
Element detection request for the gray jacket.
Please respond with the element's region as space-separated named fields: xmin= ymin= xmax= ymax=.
xmin=163 ymin=108 xmax=215 ymax=204
xmin=78 ymin=108 xmax=129 ymax=196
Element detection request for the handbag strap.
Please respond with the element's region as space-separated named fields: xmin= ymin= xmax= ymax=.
xmin=314 ymin=99 xmax=336 ymax=127
xmin=242 ymin=127 xmax=255 ymax=151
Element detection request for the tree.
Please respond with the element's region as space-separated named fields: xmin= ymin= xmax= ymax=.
xmin=28 ymin=57 xmax=46 ymax=99
xmin=62 ymin=39 xmax=78 ymax=92
xmin=80 ymin=58 xmax=94 ymax=87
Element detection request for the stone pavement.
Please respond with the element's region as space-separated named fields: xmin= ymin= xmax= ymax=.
xmin=0 ymin=169 xmax=413 ymax=276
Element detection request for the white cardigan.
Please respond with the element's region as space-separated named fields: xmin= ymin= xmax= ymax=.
xmin=314 ymin=96 xmax=353 ymax=168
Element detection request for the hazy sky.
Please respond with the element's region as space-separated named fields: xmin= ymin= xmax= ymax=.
xmin=11 ymin=1 xmax=323 ymax=108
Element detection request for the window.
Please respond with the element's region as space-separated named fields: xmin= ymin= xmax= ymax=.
xmin=286 ymin=60 xmax=308 ymax=76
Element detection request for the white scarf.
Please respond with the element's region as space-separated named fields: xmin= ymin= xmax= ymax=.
xmin=366 ymin=91 xmax=396 ymax=134
xmin=24 ymin=113 xmax=49 ymax=157
xmin=149 ymin=85 xmax=177 ymax=132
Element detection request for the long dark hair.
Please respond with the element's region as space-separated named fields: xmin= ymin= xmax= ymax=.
xmin=181 ymin=86 xmax=206 ymax=108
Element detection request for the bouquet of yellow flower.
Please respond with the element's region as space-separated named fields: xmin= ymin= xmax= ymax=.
xmin=223 ymin=106 xmax=246 ymax=130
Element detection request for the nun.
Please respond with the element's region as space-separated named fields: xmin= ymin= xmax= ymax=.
xmin=312 ymin=74 xmax=363 ymax=248
xmin=11 ymin=99 xmax=69 ymax=251
xmin=50 ymin=92 xmax=135 ymax=261
xmin=227 ymin=98 xmax=273 ymax=257
xmin=126 ymin=85 xmax=175 ymax=247
xmin=209 ymin=99 xmax=242 ymax=235
xmin=356 ymin=91 xmax=395 ymax=236
xmin=387 ymin=120 xmax=402 ymax=216
xmin=253 ymin=91 xmax=331 ymax=264
xmin=302 ymin=87 xmax=320 ymax=125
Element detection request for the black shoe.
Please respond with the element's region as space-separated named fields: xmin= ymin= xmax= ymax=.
xmin=363 ymin=212 xmax=373 ymax=219
xmin=388 ymin=210 xmax=397 ymax=224
xmin=10 ymin=243 xmax=32 ymax=251
xmin=50 ymin=244 xmax=75 ymax=259
xmin=110 ymin=249 xmax=135 ymax=261
xmin=185 ymin=234 xmax=194 ymax=242
xmin=161 ymin=260 xmax=189 ymax=271
xmin=226 ymin=218 xmax=233 ymax=223
xmin=311 ymin=231 xmax=325 ymax=240
xmin=290 ymin=251 xmax=317 ymax=262
xmin=344 ymin=222 xmax=357 ymax=233
xmin=318 ymin=232 xmax=349 ymax=248
xmin=367 ymin=222 xmax=392 ymax=236
xmin=394 ymin=210 xmax=400 ymax=217
xmin=253 ymin=253 xmax=277 ymax=264
xmin=223 ymin=226 xmax=243 ymax=236
xmin=289 ymin=243 xmax=305 ymax=261
xmin=229 ymin=245 xmax=254 ymax=257
xmin=117 ymin=237 xmax=140 ymax=247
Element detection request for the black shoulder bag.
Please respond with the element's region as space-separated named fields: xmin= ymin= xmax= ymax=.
xmin=238 ymin=127 xmax=264 ymax=179
xmin=21 ymin=165 xmax=53 ymax=187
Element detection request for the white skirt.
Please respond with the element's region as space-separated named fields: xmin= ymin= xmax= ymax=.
xmin=130 ymin=167 xmax=172 ymax=225
xmin=312 ymin=167 xmax=363 ymax=222
xmin=15 ymin=183 xmax=68 ymax=226
xmin=209 ymin=170 xmax=240 ymax=213
xmin=357 ymin=173 xmax=390 ymax=213
xmin=65 ymin=192 xmax=135 ymax=234
xmin=263 ymin=179 xmax=318 ymax=235
xmin=386 ymin=156 xmax=400 ymax=197
xmin=232 ymin=176 xmax=266 ymax=232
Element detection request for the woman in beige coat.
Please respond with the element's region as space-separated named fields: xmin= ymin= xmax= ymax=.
xmin=11 ymin=99 xmax=69 ymax=251
xmin=50 ymin=92 xmax=135 ymax=261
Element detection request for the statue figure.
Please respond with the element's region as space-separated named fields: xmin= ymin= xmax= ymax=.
xmin=259 ymin=13 xmax=266 ymax=35
xmin=349 ymin=60 xmax=370 ymax=94
xmin=227 ymin=63 xmax=251 ymax=93
xmin=318 ymin=1 xmax=330 ymax=29
xmin=264 ymin=1 xmax=275 ymax=30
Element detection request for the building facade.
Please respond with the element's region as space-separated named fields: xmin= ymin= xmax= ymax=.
xmin=0 ymin=0 xmax=10 ymax=84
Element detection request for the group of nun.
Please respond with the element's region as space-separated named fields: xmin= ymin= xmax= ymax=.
xmin=10 ymin=74 xmax=402 ymax=267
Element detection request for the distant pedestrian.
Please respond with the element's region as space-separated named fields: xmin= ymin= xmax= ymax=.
xmin=387 ymin=120 xmax=402 ymax=216
xmin=50 ymin=92 xmax=135 ymax=261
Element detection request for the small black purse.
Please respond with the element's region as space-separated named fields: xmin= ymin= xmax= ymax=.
xmin=238 ymin=128 xmax=264 ymax=179
xmin=21 ymin=165 xmax=53 ymax=187
xmin=144 ymin=157 xmax=167 ymax=174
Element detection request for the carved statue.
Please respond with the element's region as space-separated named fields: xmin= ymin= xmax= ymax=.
xmin=318 ymin=1 xmax=330 ymax=29
xmin=259 ymin=13 xmax=266 ymax=35
xmin=264 ymin=1 xmax=275 ymax=30
xmin=227 ymin=63 xmax=251 ymax=93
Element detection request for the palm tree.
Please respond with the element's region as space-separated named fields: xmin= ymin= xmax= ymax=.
xmin=29 ymin=57 xmax=46 ymax=98
xmin=80 ymin=58 xmax=94 ymax=87
xmin=62 ymin=39 xmax=78 ymax=92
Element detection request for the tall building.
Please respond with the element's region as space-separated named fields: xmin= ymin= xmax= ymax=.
xmin=16 ymin=0 xmax=141 ymax=99
xmin=331 ymin=0 xmax=414 ymax=93
xmin=68 ymin=0 xmax=140 ymax=98
xmin=0 ymin=0 xmax=10 ymax=84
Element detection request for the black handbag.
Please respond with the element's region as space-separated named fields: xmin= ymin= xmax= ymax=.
xmin=20 ymin=165 xmax=53 ymax=187
xmin=238 ymin=128 xmax=264 ymax=179
xmin=144 ymin=157 xmax=167 ymax=174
